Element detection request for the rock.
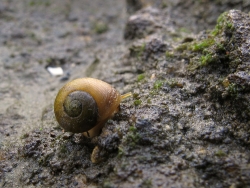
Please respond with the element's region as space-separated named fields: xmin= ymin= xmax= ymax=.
xmin=124 ymin=7 xmax=160 ymax=40
xmin=98 ymin=132 xmax=120 ymax=151
xmin=228 ymin=71 xmax=250 ymax=91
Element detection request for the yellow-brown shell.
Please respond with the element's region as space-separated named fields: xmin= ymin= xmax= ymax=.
xmin=54 ymin=78 xmax=122 ymax=138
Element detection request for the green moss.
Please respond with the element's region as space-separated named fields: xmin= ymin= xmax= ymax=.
xmin=153 ymin=80 xmax=164 ymax=90
xmin=93 ymin=21 xmax=108 ymax=34
xmin=140 ymin=179 xmax=152 ymax=188
xmin=150 ymin=80 xmax=165 ymax=95
xmin=227 ymin=83 xmax=238 ymax=98
xmin=126 ymin=126 xmax=140 ymax=147
xmin=229 ymin=57 xmax=242 ymax=69
xmin=29 ymin=1 xmax=35 ymax=6
xmin=133 ymin=93 xmax=140 ymax=99
xmin=20 ymin=133 xmax=29 ymax=139
xmin=123 ymin=126 xmax=141 ymax=148
xmin=211 ymin=12 xmax=234 ymax=36
xmin=134 ymin=100 xmax=142 ymax=106
xmin=191 ymin=39 xmax=215 ymax=52
xmin=147 ymin=99 xmax=151 ymax=104
xmin=165 ymin=51 xmax=174 ymax=59
xmin=211 ymin=12 xmax=227 ymax=36
xmin=161 ymin=2 xmax=168 ymax=8
xmin=137 ymin=43 xmax=146 ymax=59
xmin=45 ymin=58 xmax=52 ymax=64
xmin=215 ymin=150 xmax=227 ymax=157
xmin=186 ymin=12 xmax=235 ymax=71
xmin=130 ymin=43 xmax=146 ymax=60
xmin=149 ymin=90 xmax=157 ymax=95
xmin=29 ymin=0 xmax=50 ymax=7
xmin=186 ymin=41 xmax=215 ymax=68
xmin=103 ymin=181 xmax=115 ymax=188
xmin=117 ymin=147 xmax=124 ymax=158
xmin=179 ymin=27 xmax=191 ymax=33
xmin=137 ymin=74 xmax=145 ymax=82
xmin=226 ymin=22 xmax=233 ymax=30
xmin=200 ymin=54 xmax=214 ymax=66
xmin=129 ymin=126 xmax=136 ymax=132
xmin=175 ymin=43 xmax=188 ymax=52
xmin=215 ymin=42 xmax=226 ymax=52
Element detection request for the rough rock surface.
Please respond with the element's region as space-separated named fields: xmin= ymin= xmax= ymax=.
xmin=0 ymin=0 xmax=250 ymax=187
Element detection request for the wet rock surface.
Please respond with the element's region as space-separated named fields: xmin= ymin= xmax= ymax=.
xmin=0 ymin=0 xmax=250 ymax=187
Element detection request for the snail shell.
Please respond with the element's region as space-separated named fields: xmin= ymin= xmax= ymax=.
xmin=54 ymin=78 xmax=122 ymax=138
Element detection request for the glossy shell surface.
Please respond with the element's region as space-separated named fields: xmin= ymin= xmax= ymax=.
xmin=54 ymin=78 xmax=121 ymax=137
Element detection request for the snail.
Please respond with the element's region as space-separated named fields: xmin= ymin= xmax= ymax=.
xmin=54 ymin=77 xmax=132 ymax=138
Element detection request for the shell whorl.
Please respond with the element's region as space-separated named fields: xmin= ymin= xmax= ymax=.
xmin=62 ymin=91 xmax=98 ymax=132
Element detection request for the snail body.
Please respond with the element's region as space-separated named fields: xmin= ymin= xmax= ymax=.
xmin=54 ymin=78 xmax=131 ymax=138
